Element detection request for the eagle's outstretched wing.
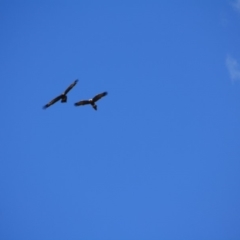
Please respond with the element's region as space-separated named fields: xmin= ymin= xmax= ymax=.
xmin=64 ymin=79 xmax=78 ymax=95
xmin=43 ymin=95 xmax=63 ymax=109
xmin=74 ymin=100 xmax=91 ymax=106
xmin=92 ymin=92 xmax=108 ymax=102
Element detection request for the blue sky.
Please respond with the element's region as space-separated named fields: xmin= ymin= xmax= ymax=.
xmin=0 ymin=1 xmax=240 ymax=239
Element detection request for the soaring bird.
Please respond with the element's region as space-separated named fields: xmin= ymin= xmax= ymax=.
xmin=43 ymin=79 xmax=78 ymax=109
xmin=74 ymin=92 xmax=108 ymax=110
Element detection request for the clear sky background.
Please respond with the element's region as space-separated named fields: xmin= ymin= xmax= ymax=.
xmin=0 ymin=1 xmax=240 ymax=239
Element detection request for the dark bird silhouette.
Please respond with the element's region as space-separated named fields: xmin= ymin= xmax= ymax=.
xmin=74 ymin=92 xmax=108 ymax=110
xmin=43 ymin=79 xmax=78 ymax=109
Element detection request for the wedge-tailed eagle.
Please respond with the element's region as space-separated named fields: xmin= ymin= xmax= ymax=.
xmin=43 ymin=79 xmax=78 ymax=109
xmin=74 ymin=92 xmax=108 ymax=110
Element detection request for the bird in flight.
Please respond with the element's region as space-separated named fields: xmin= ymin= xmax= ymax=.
xmin=43 ymin=79 xmax=78 ymax=109
xmin=74 ymin=92 xmax=108 ymax=110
